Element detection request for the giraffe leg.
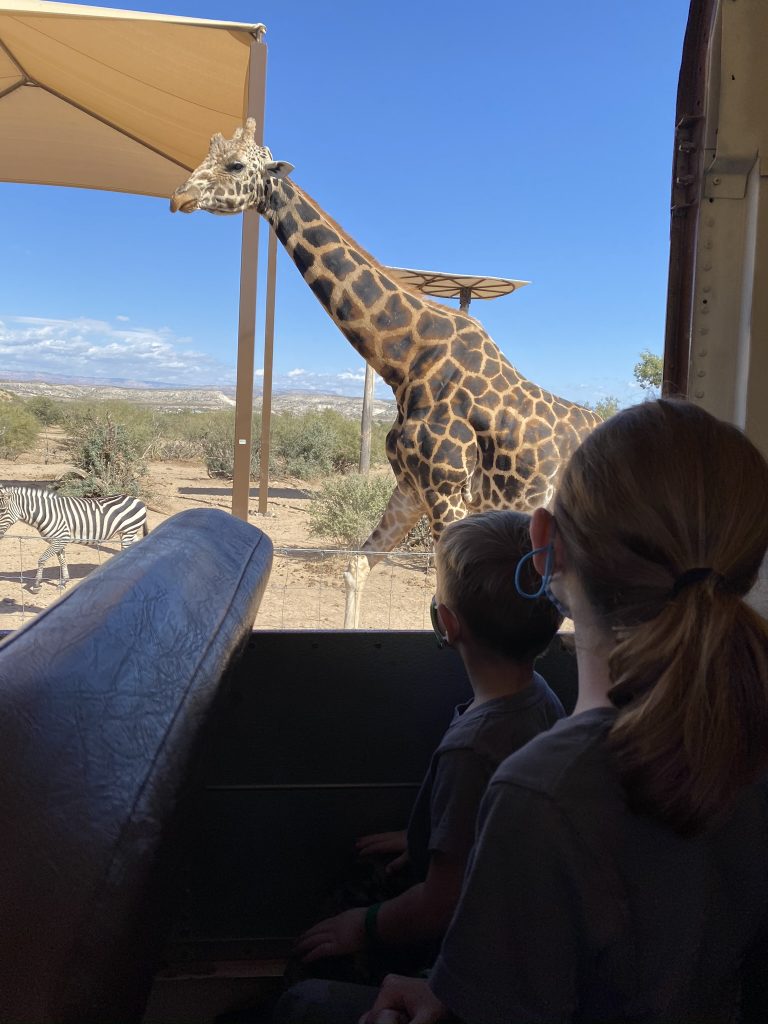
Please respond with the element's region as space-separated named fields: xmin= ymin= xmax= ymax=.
xmin=422 ymin=485 xmax=471 ymax=542
xmin=343 ymin=484 xmax=424 ymax=629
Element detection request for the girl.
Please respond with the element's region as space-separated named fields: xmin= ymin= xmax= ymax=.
xmin=364 ymin=399 xmax=768 ymax=1024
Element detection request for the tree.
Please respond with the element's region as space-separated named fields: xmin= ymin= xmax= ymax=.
xmin=634 ymin=350 xmax=663 ymax=393
xmin=583 ymin=395 xmax=620 ymax=421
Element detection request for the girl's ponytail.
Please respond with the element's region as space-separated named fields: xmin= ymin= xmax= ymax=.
xmin=554 ymin=400 xmax=768 ymax=834
xmin=608 ymin=583 xmax=768 ymax=834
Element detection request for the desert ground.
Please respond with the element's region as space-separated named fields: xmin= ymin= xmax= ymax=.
xmin=0 ymin=428 xmax=435 ymax=634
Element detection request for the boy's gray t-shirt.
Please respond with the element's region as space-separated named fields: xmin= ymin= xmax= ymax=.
xmin=430 ymin=708 xmax=768 ymax=1024
xmin=406 ymin=671 xmax=565 ymax=880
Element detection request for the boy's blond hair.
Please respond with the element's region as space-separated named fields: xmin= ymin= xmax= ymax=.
xmin=436 ymin=510 xmax=562 ymax=662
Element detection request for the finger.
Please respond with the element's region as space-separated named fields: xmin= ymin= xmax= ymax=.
xmin=300 ymin=940 xmax=338 ymax=963
xmin=361 ymin=978 xmax=405 ymax=1023
xmin=356 ymin=838 xmax=390 ymax=854
xmin=294 ymin=932 xmax=331 ymax=957
xmin=371 ymin=1011 xmax=406 ymax=1024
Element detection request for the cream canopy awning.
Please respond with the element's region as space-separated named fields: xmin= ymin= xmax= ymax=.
xmin=387 ymin=267 xmax=530 ymax=302
xmin=0 ymin=0 xmax=265 ymax=196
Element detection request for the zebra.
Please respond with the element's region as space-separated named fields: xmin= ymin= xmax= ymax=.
xmin=0 ymin=484 xmax=148 ymax=593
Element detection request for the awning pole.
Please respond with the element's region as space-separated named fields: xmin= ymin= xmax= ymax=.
xmin=232 ymin=34 xmax=267 ymax=521
xmin=359 ymin=362 xmax=375 ymax=474
xmin=259 ymin=229 xmax=278 ymax=513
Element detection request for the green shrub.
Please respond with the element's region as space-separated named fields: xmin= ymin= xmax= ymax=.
xmin=0 ymin=403 xmax=41 ymax=459
xmin=309 ymin=472 xmax=435 ymax=551
xmin=58 ymin=413 xmax=152 ymax=497
xmin=271 ymin=410 xmax=357 ymax=479
xmin=153 ymin=410 xmax=232 ymax=462
xmin=309 ymin=473 xmax=396 ymax=549
xmin=26 ymin=396 xmax=64 ymax=426
xmin=200 ymin=411 xmax=263 ymax=478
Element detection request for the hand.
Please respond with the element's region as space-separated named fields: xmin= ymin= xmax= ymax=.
xmin=356 ymin=830 xmax=408 ymax=858
xmin=295 ymin=907 xmax=366 ymax=963
xmin=359 ymin=974 xmax=451 ymax=1024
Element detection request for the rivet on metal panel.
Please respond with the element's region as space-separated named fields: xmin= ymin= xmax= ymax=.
xmin=699 ymin=350 xmax=708 ymax=357
xmin=700 ymin=327 xmax=709 ymax=334
xmin=712 ymin=177 xmax=722 ymax=185
xmin=702 ymin=284 xmax=712 ymax=292
xmin=695 ymin=390 xmax=705 ymax=399
xmin=697 ymin=369 xmax=707 ymax=377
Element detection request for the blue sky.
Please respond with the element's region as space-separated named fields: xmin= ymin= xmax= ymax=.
xmin=1 ymin=0 xmax=689 ymax=406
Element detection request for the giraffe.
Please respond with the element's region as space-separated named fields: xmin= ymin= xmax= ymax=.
xmin=170 ymin=119 xmax=601 ymax=627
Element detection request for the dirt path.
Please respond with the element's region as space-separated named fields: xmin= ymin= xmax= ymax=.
xmin=0 ymin=431 xmax=435 ymax=633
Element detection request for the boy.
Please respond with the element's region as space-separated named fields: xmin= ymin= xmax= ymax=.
xmin=295 ymin=510 xmax=564 ymax=975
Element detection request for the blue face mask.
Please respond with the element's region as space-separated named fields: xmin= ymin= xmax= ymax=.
xmin=514 ymin=534 xmax=572 ymax=618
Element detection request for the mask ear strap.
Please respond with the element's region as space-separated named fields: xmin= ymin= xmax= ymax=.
xmin=430 ymin=595 xmax=448 ymax=649
xmin=514 ymin=543 xmax=554 ymax=600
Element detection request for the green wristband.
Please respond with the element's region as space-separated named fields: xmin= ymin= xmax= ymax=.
xmin=365 ymin=902 xmax=382 ymax=947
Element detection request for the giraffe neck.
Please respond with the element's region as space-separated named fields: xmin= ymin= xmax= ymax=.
xmin=261 ymin=179 xmax=453 ymax=390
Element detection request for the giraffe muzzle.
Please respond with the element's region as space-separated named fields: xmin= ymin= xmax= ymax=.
xmin=169 ymin=191 xmax=199 ymax=214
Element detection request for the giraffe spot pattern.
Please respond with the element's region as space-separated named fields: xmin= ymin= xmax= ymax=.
xmin=304 ymin=225 xmax=340 ymax=248
xmin=417 ymin=312 xmax=454 ymax=340
xmin=292 ymin=243 xmax=315 ymax=276
xmin=451 ymin=337 xmax=484 ymax=373
xmin=449 ymin=420 xmax=474 ymax=444
xmin=351 ymin=269 xmax=384 ymax=308
xmin=309 ymin=276 xmax=335 ymax=307
xmin=465 ymin=375 xmax=488 ymax=398
xmin=335 ymin=295 xmax=363 ymax=322
xmin=321 ymin=247 xmax=358 ymax=279
xmin=383 ymin=334 xmax=414 ymax=363
xmin=451 ymin=388 xmax=473 ymax=421
xmin=275 ymin=211 xmax=299 ymax=245
xmin=374 ymin=294 xmax=413 ymax=332
xmin=295 ymin=199 xmax=318 ymax=222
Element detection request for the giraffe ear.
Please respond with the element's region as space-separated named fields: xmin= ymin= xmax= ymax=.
xmin=265 ymin=160 xmax=294 ymax=179
xmin=209 ymin=132 xmax=226 ymax=156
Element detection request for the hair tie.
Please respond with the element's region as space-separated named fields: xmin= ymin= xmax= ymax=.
xmin=670 ymin=567 xmax=724 ymax=598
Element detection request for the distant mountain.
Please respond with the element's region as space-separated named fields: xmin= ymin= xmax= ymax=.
xmin=0 ymin=376 xmax=397 ymax=423
xmin=0 ymin=369 xmax=209 ymax=390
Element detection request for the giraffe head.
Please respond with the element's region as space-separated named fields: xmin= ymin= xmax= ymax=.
xmin=170 ymin=118 xmax=294 ymax=216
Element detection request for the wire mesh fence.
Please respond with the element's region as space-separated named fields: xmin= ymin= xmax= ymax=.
xmin=0 ymin=533 xmax=436 ymax=633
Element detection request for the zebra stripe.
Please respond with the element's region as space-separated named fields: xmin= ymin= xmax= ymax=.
xmin=0 ymin=484 xmax=148 ymax=592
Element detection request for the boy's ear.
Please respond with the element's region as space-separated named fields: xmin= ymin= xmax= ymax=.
xmin=437 ymin=602 xmax=461 ymax=646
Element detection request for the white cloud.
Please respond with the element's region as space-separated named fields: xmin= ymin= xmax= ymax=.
xmin=0 ymin=315 xmax=394 ymax=399
xmin=0 ymin=314 xmax=234 ymax=385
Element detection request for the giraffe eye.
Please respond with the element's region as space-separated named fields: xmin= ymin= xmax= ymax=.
xmin=226 ymin=162 xmax=245 ymax=173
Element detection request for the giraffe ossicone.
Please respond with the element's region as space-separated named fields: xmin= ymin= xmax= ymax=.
xmin=171 ymin=124 xmax=600 ymax=628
